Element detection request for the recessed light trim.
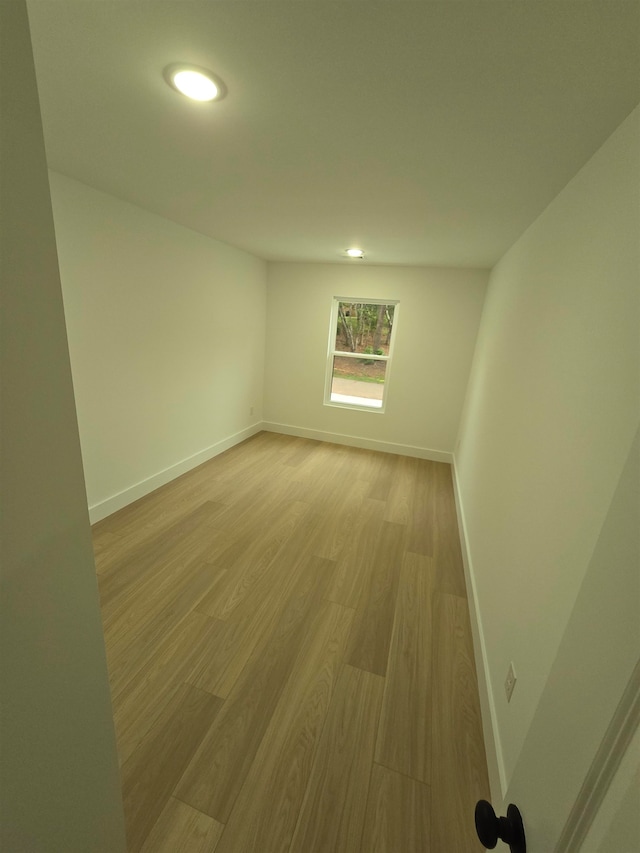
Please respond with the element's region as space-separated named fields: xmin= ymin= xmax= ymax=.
xmin=163 ymin=63 xmax=227 ymax=102
xmin=346 ymin=248 xmax=365 ymax=258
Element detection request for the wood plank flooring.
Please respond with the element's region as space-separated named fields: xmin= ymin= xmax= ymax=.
xmin=93 ymin=431 xmax=489 ymax=852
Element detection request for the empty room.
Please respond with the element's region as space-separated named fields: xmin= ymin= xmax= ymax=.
xmin=2 ymin=2 xmax=639 ymax=852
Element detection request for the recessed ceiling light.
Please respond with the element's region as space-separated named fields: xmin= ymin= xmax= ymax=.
xmin=346 ymin=248 xmax=364 ymax=258
xmin=163 ymin=64 xmax=226 ymax=102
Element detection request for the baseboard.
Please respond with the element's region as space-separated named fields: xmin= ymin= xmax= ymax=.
xmin=452 ymin=456 xmax=507 ymax=803
xmin=262 ymin=421 xmax=453 ymax=463
xmin=88 ymin=422 xmax=263 ymax=524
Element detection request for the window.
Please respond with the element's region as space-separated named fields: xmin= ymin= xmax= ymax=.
xmin=324 ymin=298 xmax=398 ymax=412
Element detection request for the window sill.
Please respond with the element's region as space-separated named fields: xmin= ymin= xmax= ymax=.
xmin=324 ymin=394 xmax=385 ymax=413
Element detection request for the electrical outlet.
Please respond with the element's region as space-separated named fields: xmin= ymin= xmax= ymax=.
xmin=505 ymin=662 xmax=517 ymax=703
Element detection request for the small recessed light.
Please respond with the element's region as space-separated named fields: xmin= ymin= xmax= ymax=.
xmin=164 ymin=63 xmax=226 ymax=102
xmin=346 ymin=248 xmax=364 ymax=258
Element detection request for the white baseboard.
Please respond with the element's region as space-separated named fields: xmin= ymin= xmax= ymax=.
xmin=452 ymin=456 xmax=507 ymax=803
xmin=88 ymin=422 xmax=263 ymax=524
xmin=262 ymin=421 xmax=452 ymax=463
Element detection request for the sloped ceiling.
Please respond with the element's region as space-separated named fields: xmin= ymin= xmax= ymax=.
xmin=28 ymin=1 xmax=640 ymax=267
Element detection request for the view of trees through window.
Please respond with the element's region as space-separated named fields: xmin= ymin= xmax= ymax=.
xmin=327 ymin=301 xmax=396 ymax=410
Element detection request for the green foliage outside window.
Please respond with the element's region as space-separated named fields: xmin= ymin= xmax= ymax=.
xmin=335 ymin=302 xmax=394 ymax=355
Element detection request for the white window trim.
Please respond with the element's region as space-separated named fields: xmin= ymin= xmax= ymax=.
xmin=324 ymin=297 xmax=399 ymax=414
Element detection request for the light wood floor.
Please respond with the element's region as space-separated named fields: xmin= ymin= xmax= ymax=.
xmin=93 ymin=431 xmax=489 ymax=852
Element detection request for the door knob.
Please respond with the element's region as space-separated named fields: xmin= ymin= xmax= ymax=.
xmin=475 ymin=800 xmax=526 ymax=853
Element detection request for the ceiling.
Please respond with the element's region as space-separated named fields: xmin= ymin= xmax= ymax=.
xmin=27 ymin=1 xmax=640 ymax=268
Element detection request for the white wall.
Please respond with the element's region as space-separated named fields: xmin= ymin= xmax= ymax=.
xmin=455 ymin=105 xmax=640 ymax=801
xmin=265 ymin=263 xmax=488 ymax=458
xmin=49 ymin=172 xmax=267 ymax=521
xmin=0 ymin=3 xmax=125 ymax=849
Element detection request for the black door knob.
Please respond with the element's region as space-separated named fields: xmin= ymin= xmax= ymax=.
xmin=475 ymin=800 xmax=526 ymax=853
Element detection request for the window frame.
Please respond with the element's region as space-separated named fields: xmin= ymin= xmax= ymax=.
xmin=323 ymin=296 xmax=399 ymax=414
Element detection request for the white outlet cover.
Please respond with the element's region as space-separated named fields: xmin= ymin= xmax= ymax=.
xmin=505 ymin=662 xmax=517 ymax=703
